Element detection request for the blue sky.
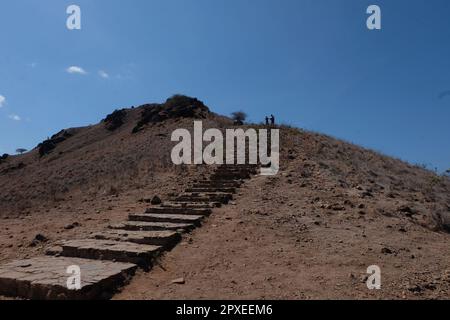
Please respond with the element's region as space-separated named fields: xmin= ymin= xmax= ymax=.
xmin=0 ymin=0 xmax=449 ymax=172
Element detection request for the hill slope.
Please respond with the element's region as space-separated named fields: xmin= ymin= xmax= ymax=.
xmin=0 ymin=95 xmax=449 ymax=299
xmin=0 ymin=95 xmax=227 ymax=216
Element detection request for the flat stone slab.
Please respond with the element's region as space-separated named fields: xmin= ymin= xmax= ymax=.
xmin=211 ymin=174 xmax=249 ymax=180
xmin=161 ymin=202 xmax=221 ymax=208
xmin=145 ymin=207 xmax=212 ymax=216
xmin=0 ymin=256 xmax=136 ymax=300
xmin=175 ymin=196 xmax=230 ymax=204
xmin=129 ymin=213 xmax=204 ymax=226
xmin=109 ymin=221 xmax=195 ymax=232
xmin=196 ymin=179 xmax=244 ymax=186
xmin=215 ymin=169 xmax=255 ymax=174
xmin=186 ymin=188 xmax=236 ymax=193
xmin=58 ymin=239 xmax=161 ymax=268
xmin=181 ymin=192 xmax=233 ymax=197
xmin=193 ymin=184 xmax=242 ymax=189
xmin=178 ymin=193 xmax=233 ymax=203
xmin=91 ymin=229 xmax=181 ymax=249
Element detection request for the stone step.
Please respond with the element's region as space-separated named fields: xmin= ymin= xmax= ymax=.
xmin=179 ymin=192 xmax=233 ymax=199
xmin=174 ymin=196 xmax=230 ymax=204
xmin=176 ymin=194 xmax=233 ymax=204
xmin=213 ymin=170 xmax=250 ymax=175
xmin=0 ymin=256 xmax=137 ymax=300
xmin=215 ymin=167 xmax=255 ymax=171
xmin=195 ymin=180 xmax=243 ymax=186
xmin=214 ymin=168 xmax=257 ymax=173
xmin=109 ymin=221 xmax=195 ymax=232
xmin=194 ymin=180 xmax=242 ymax=185
xmin=129 ymin=213 xmax=204 ymax=226
xmin=192 ymin=184 xmax=240 ymax=190
xmin=185 ymin=187 xmax=236 ymax=193
xmin=217 ymin=165 xmax=256 ymax=168
xmin=145 ymin=207 xmax=212 ymax=216
xmin=215 ymin=169 xmax=256 ymax=174
xmin=218 ymin=165 xmax=257 ymax=169
xmin=56 ymin=239 xmax=161 ymax=269
xmin=91 ymin=229 xmax=181 ymax=249
xmin=210 ymin=175 xmax=249 ymax=180
xmin=160 ymin=202 xmax=222 ymax=208
xmin=207 ymin=179 xmax=246 ymax=184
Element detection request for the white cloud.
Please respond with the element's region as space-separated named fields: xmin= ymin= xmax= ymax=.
xmin=0 ymin=95 xmax=5 ymax=108
xmin=8 ymin=114 xmax=21 ymax=121
xmin=66 ymin=66 xmax=87 ymax=75
xmin=98 ymin=70 xmax=110 ymax=79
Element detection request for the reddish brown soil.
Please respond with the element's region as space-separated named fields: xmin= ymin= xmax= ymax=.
xmin=1 ymin=101 xmax=449 ymax=299
xmin=116 ymin=173 xmax=450 ymax=300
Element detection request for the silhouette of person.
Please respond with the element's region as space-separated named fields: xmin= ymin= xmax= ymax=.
xmin=270 ymin=114 xmax=275 ymax=125
xmin=265 ymin=116 xmax=269 ymax=126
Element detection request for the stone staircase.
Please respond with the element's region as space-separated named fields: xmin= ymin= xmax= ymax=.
xmin=0 ymin=164 xmax=258 ymax=300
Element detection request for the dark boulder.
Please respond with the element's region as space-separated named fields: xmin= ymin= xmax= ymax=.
xmin=29 ymin=234 xmax=48 ymax=247
xmin=151 ymin=196 xmax=162 ymax=205
xmin=132 ymin=95 xmax=210 ymax=133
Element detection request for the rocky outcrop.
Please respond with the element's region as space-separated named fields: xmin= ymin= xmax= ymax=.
xmin=103 ymin=109 xmax=127 ymax=131
xmin=38 ymin=129 xmax=75 ymax=157
xmin=0 ymin=154 xmax=9 ymax=164
xmin=132 ymin=95 xmax=209 ymax=133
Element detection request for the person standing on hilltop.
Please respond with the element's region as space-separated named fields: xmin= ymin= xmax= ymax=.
xmin=265 ymin=116 xmax=269 ymax=126
xmin=270 ymin=114 xmax=275 ymax=126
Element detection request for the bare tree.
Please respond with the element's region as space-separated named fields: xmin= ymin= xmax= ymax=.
xmin=16 ymin=148 xmax=27 ymax=155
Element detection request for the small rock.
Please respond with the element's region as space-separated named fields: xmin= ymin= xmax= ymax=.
xmin=34 ymin=234 xmax=48 ymax=242
xmin=398 ymin=205 xmax=416 ymax=217
xmin=327 ymin=204 xmax=345 ymax=211
xmin=171 ymin=277 xmax=185 ymax=285
xmin=407 ymin=284 xmax=423 ymax=293
xmin=151 ymin=196 xmax=162 ymax=205
xmin=29 ymin=234 xmax=48 ymax=247
xmin=381 ymin=247 xmax=393 ymax=255
xmin=361 ymin=191 xmax=373 ymax=198
xmin=64 ymin=222 xmax=81 ymax=230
